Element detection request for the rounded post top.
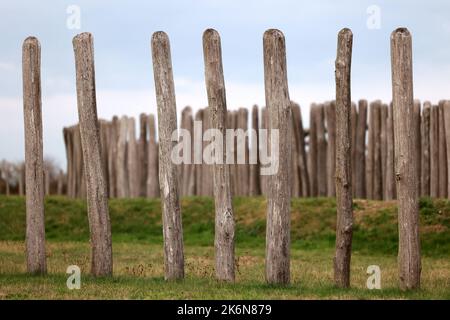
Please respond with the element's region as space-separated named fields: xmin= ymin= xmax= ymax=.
xmin=338 ymin=28 xmax=353 ymax=37
xmin=203 ymin=28 xmax=220 ymax=41
xmin=391 ymin=27 xmax=411 ymax=39
xmin=263 ymin=29 xmax=285 ymax=41
xmin=23 ymin=36 xmax=40 ymax=49
xmin=152 ymin=31 xmax=170 ymax=44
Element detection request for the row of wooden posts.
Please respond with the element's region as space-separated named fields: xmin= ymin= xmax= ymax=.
xmin=63 ymin=95 xmax=450 ymax=201
xmin=21 ymin=27 xmax=426 ymax=290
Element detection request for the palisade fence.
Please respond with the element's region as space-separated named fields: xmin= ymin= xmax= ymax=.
xmin=17 ymin=27 xmax=442 ymax=290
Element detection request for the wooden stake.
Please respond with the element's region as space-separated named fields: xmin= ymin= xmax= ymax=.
xmin=73 ymin=32 xmax=113 ymax=276
xmin=151 ymin=31 xmax=184 ymax=280
xmin=391 ymin=27 xmax=421 ymax=290
xmin=355 ymin=100 xmax=367 ymax=198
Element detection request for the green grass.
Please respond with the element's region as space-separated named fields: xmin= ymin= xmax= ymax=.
xmin=0 ymin=195 xmax=449 ymax=299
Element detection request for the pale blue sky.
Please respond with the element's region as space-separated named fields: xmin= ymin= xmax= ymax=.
xmin=1 ymin=0 xmax=449 ymax=167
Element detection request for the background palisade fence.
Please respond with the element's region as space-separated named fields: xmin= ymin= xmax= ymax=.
xmin=9 ymin=27 xmax=436 ymax=290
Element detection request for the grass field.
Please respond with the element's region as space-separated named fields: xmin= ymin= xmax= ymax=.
xmin=0 ymin=195 xmax=449 ymax=299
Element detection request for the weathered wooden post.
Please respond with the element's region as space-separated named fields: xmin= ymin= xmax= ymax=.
xmin=292 ymin=102 xmax=310 ymax=197
xmin=385 ymin=102 xmax=396 ymax=200
xmin=438 ymin=101 xmax=447 ymax=198
xmin=391 ymin=27 xmax=421 ymax=290
xmin=146 ymin=114 xmax=160 ymax=198
xmin=180 ymin=107 xmax=194 ymax=196
xmin=373 ymin=100 xmax=382 ymax=200
xmin=316 ymin=104 xmax=328 ymax=196
xmin=414 ymin=100 xmax=422 ymax=197
xmin=350 ymin=102 xmax=358 ymax=197
xmin=325 ymin=101 xmax=336 ymax=197
xmin=23 ymin=36 xmax=46 ymax=274
xmin=334 ymin=28 xmax=353 ymax=288
xmin=203 ymin=29 xmax=236 ymax=281
xmin=127 ymin=117 xmax=140 ymax=198
xmin=108 ymin=116 xmax=119 ymax=198
xmin=249 ymin=105 xmax=261 ymax=196
xmin=139 ymin=113 xmax=148 ymax=197
xmin=263 ymin=29 xmax=291 ymax=284
xmin=73 ymin=32 xmax=113 ymax=276
xmin=117 ymin=116 xmax=129 ymax=198
xmin=380 ymin=103 xmax=388 ymax=198
xmin=355 ymin=99 xmax=367 ymax=198
xmin=309 ymin=104 xmax=318 ymax=197
xmin=430 ymin=104 xmax=439 ymax=198
xmin=290 ymin=105 xmax=300 ymax=197
xmin=444 ymin=100 xmax=450 ymax=197
xmin=194 ymin=109 xmax=204 ymax=196
xmin=421 ymin=102 xmax=431 ymax=197
xmin=151 ymin=31 xmax=184 ymax=280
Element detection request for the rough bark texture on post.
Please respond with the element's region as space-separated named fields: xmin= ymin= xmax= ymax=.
xmin=203 ymin=29 xmax=236 ymax=282
xmin=430 ymin=104 xmax=439 ymax=198
xmin=263 ymin=29 xmax=291 ymax=285
xmin=73 ymin=32 xmax=113 ymax=276
xmin=117 ymin=116 xmax=129 ymax=198
xmin=146 ymin=114 xmax=160 ymax=198
xmin=386 ymin=102 xmax=396 ymax=200
xmin=334 ymin=28 xmax=353 ymax=288
xmin=355 ymin=99 xmax=367 ymax=198
xmin=325 ymin=101 xmax=336 ymax=197
xmin=438 ymin=101 xmax=448 ymax=198
xmin=444 ymin=101 xmax=450 ymax=198
xmin=151 ymin=31 xmax=184 ymax=280
xmin=127 ymin=117 xmax=140 ymax=198
xmin=249 ymin=105 xmax=261 ymax=196
xmin=22 ymin=36 xmax=46 ymax=274
xmin=391 ymin=28 xmax=421 ymax=290
xmin=421 ymin=102 xmax=431 ymax=197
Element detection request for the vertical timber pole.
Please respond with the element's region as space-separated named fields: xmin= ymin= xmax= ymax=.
xmin=334 ymin=28 xmax=353 ymax=288
xmin=22 ymin=37 xmax=46 ymax=274
xmin=391 ymin=28 xmax=421 ymax=290
xmin=203 ymin=29 xmax=236 ymax=281
xmin=151 ymin=31 xmax=184 ymax=280
xmin=73 ymin=33 xmax=113 ymax=276
xmin=263 ymin=29 xmax=291 ymax=284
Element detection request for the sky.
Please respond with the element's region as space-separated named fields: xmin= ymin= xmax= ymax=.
xmin=1 ymin=0 xmax=450 ymax=168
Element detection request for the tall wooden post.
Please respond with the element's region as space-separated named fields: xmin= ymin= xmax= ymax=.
xmin=73 ymin=32 xmax=113 ymax=276
xmin=127 ymin=117 xmax=140 ymax=198
xmin=292 ymin=102 xmax=310 ymax=197
xmin=316 ymin=104 xmax=328 ymax=196
xmin=263 ymin=29 xmax=291 ymax=284
xmin=139 ymin=113 xmax=148 ymax=197
xmin=309 ymin=104 xmax=318 ymax=197
xmin=380 ymin=103 xmax=388 ymax=198
xmin=151 ymin=31 xmax=184 ymax=280
xmin=414 ymin=100 xmax=422 ymax=197
xmin=117 ymin=116 xmax=129 ymax=198
xmin=385 ymin=102 xmax=396 ymax=200
xmin=373 ymin=100 xmax=382 ymax=200
xmin=203 ymin=29 xmax=236 ymax=281
xmin=146 ymin=114 xmax=160 ymax=198
xmin=334 ymin=28 xmax=353 ymax=288
xmin=355 ymin=99 xmax=367 ymax=198
xmin=249 ymin=105 xmax=261 ymax=196
xmin=23 ymin=36 xmax=46 ymax=274
xmin=438 ymin=101 xmax=447 ymax=198
xmin=391 ymin=28 xmax=421 ymax=290
xmin=444 ymin=101 xmax=450 ymax=197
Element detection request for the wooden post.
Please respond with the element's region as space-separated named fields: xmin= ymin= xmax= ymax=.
xmin=139 ymin=113 xmax=148 ymax=197
xmin=325 ymin=101 xmax=336 ymax=197
xmin=203 ymin=29 xmax=236 ymax=281
xmin=334 ymin=28 xmax=353 ymax=288
xmin=373 ymin=100 xmax=382 ymax=200
xmin=309 ymin=104 xmax=318 ymax=197
xmin=117 ymin=116 xmax=129 ymax=198
xmin=127 ymin=117 xmax=139 ymax=198
xmin=146 ymin=114 xmax=160 ymax=198
xmin=194 ymin=109 xmax=203 ymax=196
xmin=108 ymin=116 xmax=119 ymax=198
xmin=249 ymin=105 xmax=261 ymax=196
xmin=180 ymin=107 xmax=194 ymax=196
xmin=292 ymin=102 xmax=310 ymax=197
xmin=260 ymin=107 xmax=269 ymax=195
xmin=73 ymin=32 xmax=113 ymax=276
xmin=380 ymin=103 xmax=388 ymax=199
xmin=438 ymin=101 xmax=447 ymax=198
xmin=316 ymin=103 xmax=328 ymax=196
xmin=391 ymin=27 xmax=421 ymax=290
xmin=22 ymin=36 xmax=46 ymax=274
xmin=421 ymin=102 xmax=431 ymax=197
xmin=350 ymin=102 xmax=358 ymax=197
xmin=414 ymin=100 xmax=422 ymax=197
xmin=263 ymin=29 xmax=291 ymax=284
xmin=355 ymin=99 xmax=367 ymax=198
xmin=430 ymin=104 xmax=439 ymax=198
xmin=385 ymin=102 xmax=396 ymax=200
xmin=151 ymin=31 xmax=184 ymax=280
xmin=366 ymin=101 xmax=375 ymax=199
xmin=444 ymin=100 xmax=450 ymax=197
